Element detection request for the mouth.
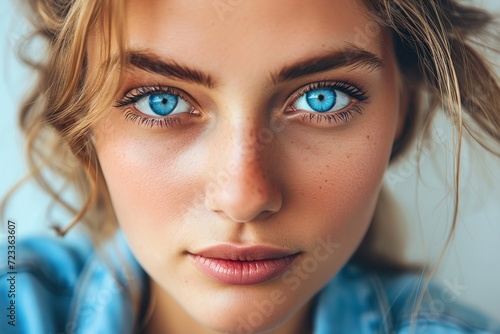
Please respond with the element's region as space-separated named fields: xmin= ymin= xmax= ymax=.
xmin=188 ymin=245 xmax=300 ymax=285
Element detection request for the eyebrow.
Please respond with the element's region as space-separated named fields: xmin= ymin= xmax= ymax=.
xmin=270 ymin=46 xmax=384 ymax=84
xmin=124 ymin=46 xmax=383 ymax=89
xmin=127 ymin=51 xmax=216 ymax=89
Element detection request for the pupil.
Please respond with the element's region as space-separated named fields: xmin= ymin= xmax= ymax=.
xmin=162 ymin=98 xmax=168 ymax=105
xmin=318 ymin=95 xmax=325 ymax=102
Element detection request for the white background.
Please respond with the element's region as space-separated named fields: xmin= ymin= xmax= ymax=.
xmin=1 ymin=0 xmax=499 ymax=321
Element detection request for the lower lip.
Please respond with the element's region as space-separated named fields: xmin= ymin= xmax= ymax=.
xmin=190 ymin=254 xmax=298 ymax=285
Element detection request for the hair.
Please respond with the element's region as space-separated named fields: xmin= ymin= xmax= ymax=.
xmin=353 ymin=0 xmax=500 ymax=264
xmin=3 ymin=0 xmax=500 ymax=329
xmin=4 ymin=0 xmax=127 ymax=243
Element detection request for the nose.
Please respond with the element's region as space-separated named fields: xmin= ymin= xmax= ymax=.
xmin=205 ymin=122 xmax=282 ymax=223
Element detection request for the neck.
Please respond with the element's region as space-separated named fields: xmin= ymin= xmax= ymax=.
xmin=142 ymin=279 xmax=314 ymax=334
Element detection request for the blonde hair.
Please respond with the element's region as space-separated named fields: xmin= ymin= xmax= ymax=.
xmin=3 ymin=0 xmax=500 ymax=327
xmin=358 ymin=0 xmax=499 ymax=326
xmin=6 ymin=0 xmax=127 ymax=243
xmin=352 ymin=0 xmax=500 ymax=263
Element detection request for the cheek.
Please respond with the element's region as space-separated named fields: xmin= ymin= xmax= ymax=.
xmin=278 ymin=84 xmax=399 ymax=260
xmin=272 ymin=104 xmax=398 ymax=302
xmin=280 ymin=74 xmax=400 ymax=244
xmin=277 ymin=128 xmax=388 ymax=268
xmin=280 ymin=114 xmax=396 ymax=232
xmin=92 ymin=120 xmax=203 ymax=245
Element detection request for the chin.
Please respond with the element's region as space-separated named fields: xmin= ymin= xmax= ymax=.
xmin=196 ymin=313 xmax=286 ymax=334
xmin=186 ymin=294 xmax=301 ymax=334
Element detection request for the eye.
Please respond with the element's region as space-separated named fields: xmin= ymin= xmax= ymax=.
xmin=293 ymin=88 xmax=351 ymax=113
xmin=135 ymin=92 xmax=192 ymax=116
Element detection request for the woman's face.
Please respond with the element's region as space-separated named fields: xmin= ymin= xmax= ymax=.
xmin=92 ymin=0 xmax=405 ymax=332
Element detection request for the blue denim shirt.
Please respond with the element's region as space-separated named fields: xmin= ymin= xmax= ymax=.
xmin=1 ymin=231 xmax=499 ymax=334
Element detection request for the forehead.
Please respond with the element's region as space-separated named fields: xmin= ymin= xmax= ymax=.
xmin=124 ymin=0 xmax=386 ymax=78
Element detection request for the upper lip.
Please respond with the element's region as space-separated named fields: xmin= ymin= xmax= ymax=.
xmin=189 ymin=245 xmax=298 ymax=261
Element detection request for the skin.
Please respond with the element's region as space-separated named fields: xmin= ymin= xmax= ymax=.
xmin=91 ymin=0 xmax=407 ymax=333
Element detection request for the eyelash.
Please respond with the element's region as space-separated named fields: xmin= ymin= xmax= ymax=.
xmin=286 ymin=81 xmax=368 ymax=125
xmin=115 ymin=81 xmax=368 ymax=128
xmin=115 ymin=85 xmax=195 ymax=128
xmin=115 ymin=85 xmax=189 ymax=107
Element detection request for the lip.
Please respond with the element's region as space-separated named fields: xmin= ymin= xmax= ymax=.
xmin=189 ymin=245 xmax=300 ymax=285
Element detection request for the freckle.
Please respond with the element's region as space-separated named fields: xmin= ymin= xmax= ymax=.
xmin=324 ymin=179 xmax=328 ymax=183
xmin=306 ymin=146 xmax=311 ymax=150
xmin=366 ymin=135 xmax=370 ymax=139
xmin=319 ymin=186 xmax=322 ymax=189
xmin=326 ymin=165 xmax=330 ymax=168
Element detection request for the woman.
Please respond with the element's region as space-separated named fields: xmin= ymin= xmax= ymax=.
xmin=1 ymin=0 xmax=500 ymax=333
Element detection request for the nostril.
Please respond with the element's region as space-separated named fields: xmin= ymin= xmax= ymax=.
xmin=223 ymin=208 xmax=279 ymax=224
xmin=204 ymin=181 xmax=282 ymax=223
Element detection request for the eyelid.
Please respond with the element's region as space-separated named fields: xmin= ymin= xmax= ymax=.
xmin=288 ymin=81 xmax=369 ymax=107
xmin=285 ymin=80 xmax=369 ymax=126
xmin=115 ymin=85 xmax=201 ymax=129
xmin=114 ymin=85 xmax=198 ymax=110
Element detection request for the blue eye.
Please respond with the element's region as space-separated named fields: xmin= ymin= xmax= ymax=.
xmin=294 ymin=88 xmax=351 ymax=113
xmin=135 ymin=93 xmax=192 ymax=116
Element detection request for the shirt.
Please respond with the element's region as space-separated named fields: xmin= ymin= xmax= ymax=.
xmin=1 ymin=231 xmax=499 ymax=334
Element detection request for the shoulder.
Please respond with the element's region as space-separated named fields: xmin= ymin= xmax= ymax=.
xmin=0 ymin=230 xmax=147 ymax=334
xmin=0 ymin=233 xmax=92 ymax=333
xmin=314 ymin=263 xmax=500 ymax=334
xmin=375 ymin=270 xmax=500 ymax=333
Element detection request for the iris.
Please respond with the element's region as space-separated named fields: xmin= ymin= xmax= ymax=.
xmin=305 ymin=89 xmax=337 ymax=112
xmin=148 ymin=93 xmax=179 ymax=116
